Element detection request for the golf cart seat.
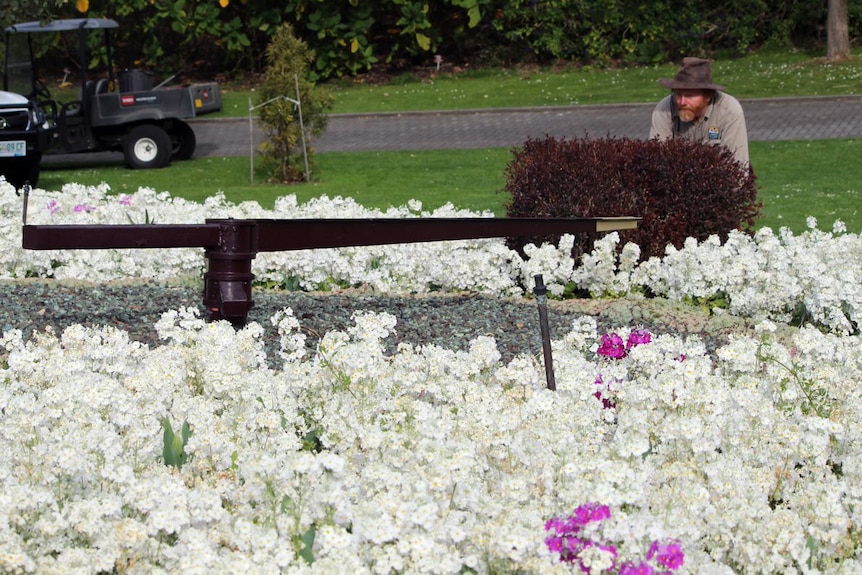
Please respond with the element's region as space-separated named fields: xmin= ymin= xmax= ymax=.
xmin=57 ymin=81 xmax=95 ymax=150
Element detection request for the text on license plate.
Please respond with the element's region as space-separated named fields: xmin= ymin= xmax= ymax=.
xmin=0 ymin=141 xmax=26 ymax=157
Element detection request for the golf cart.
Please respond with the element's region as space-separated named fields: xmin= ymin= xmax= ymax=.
xmin=0 ymin=18 xmax=222 ymax=189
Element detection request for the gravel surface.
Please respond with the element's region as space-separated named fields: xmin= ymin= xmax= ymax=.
xmin=2 ymin=280 xmax=764 ymax=366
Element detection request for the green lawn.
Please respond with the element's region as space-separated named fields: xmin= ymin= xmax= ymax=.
xmin=753 ymin=139 xmax=862 ymax=232
xmin=211 ymin=48 xmax=862 ymax=117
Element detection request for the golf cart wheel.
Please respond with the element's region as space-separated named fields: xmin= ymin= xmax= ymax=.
xmin=124 ymin=124 xmax=172 ymax=169
xmin=171 ymin=121 xmax=197 ymax=161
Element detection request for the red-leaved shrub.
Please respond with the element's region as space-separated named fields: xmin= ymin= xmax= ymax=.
xmin=503 ymin=136 xmax=761 ymax=262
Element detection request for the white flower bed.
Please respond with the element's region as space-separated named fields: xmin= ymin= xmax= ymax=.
xmin=4 ymin=181 xmax=860 ymax=333
xmin=2 ymin=180 xmax=862 ymax=573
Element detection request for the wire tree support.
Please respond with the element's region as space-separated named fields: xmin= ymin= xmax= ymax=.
xmin=248 ymin=74 xmax=309 ymax=184
xmin=22 ymin=216 xmax=639 ymax=324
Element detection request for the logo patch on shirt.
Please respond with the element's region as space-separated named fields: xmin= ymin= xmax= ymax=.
xmin=708 ymin=126 xmax=721 ymax=140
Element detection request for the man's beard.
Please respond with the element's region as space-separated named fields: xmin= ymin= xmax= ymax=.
xmin=678 ymin=108 xmax=696 ymax=122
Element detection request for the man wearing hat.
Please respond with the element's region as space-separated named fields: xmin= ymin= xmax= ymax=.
xmin=650 ymin=57 xmax=749 ymax=166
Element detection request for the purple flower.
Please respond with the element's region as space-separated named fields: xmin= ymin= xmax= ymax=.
xmin=597 ymin=332 xmax=627 ymax=359
xmin=620 ymin=561 xmax=655 ymax=575
xmin=627 ymin=328 xmax=652 ymax=348
xmin=46 ymin=200 xmax=60 ymax=215
xmin=545 ymin=516 xmax=578 ymax=536
xmin=545 ymin=503 xmax=611 ymax=562
xmin=593 ymin=375 xmax=616 ymax=409
xmin=544 ymin=511 xmax=683 ymax=574
xmin=545 ymin=534 xmax=564 ymax=554
xmin=119 ymin=195 xmax=132 ymax=206
xmin=573 ymin=502 xmax=611 ymax=525
xmin=74 ymin=204 xmax=96 ymax=213
xmin=545 ymin=534 xmax=589 ymax=563
xmin=647 ymin=539 xmax=685 ymax=571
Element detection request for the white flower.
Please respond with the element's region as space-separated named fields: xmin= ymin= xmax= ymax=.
xmin=6 ymin=183 xmax=862 ymax=572
xmin=577 ymin=544 xmax=617 ymax=574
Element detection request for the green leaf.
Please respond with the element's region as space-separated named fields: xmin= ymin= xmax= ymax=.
xmin=416 ymin=32 xmax=431 ymax=51
xmin=301 ymin=428 xmax=322 ymax=453
xmin=280 ymin=494 xmax=292 ymax=514
xmin=299 ymin=525 xmax=316 ymax=565
xmin=171 ymin=434 xmax=184 ymax=460
xmin=181 ymin=420 xmax=192 ymax=445
xmin=162 ymin=417 xmax=176 ymax=466
xmin=162 ymin=417 xmax=191 ymax=469
xmin=806 ymin=535 xmax=817 ymax=568
xmin=466 ymin=5 xmax=481 ymax=28
xmin=452 ymin=0 xmax=483 ymax=28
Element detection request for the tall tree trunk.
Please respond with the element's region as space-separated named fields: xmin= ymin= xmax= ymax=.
xmin=827 ymin=0 xmax=851 ymax=62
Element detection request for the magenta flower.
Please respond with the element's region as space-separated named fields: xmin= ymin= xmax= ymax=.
xmin=546 ymin=502 xmax=611 ymax=536
xmin=627 ymin=328 xmax=652 ymax=348
xmin=597 ymin=332 xmax=627 ymax=359
xmin=545 ymin=502 xmax=612 ymax=562
xmin=545 ymin=516 xmax=579 ymax=536
xmin=620 ymin=561 xmax=655 ymax=575
xmin=46 ymin=199 xmax=60 ymax=215
xmin=545 ymin=534 xmax=564 ymax=553
xmin=545 ymin=509 xmax=683 ymax=573
xmin=647 ymin=539 xmax=685 ymax=571
xmin=573 ymin=502 xmax=611 ymax=525
xmin=74 ymin=204 xmax=96 ymax=213
xmin=597 ymin=329 xmax=652 ymax=360
xmin=119 ymin=195 xmax=132 ymax=206
xmin=593 ymin=374 xmax=616 ymax=409
xmin=544 ymin=534 xmax=588 ymax=563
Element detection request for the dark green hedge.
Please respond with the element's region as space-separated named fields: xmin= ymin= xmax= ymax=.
xmin=5 ymin=0 xmax=855 ymax=79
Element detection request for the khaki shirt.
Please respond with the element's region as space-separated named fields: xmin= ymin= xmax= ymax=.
xmin=650 ymin=91 xmax=749 ymax=166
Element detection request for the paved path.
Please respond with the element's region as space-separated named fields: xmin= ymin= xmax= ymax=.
xmin=189 ymin=95 xmax=862 ymax=157
xmin=42 ymin=95 xmax=862 ymax=165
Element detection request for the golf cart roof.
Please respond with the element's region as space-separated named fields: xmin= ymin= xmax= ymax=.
xmin=5 ymin=18 xmax=119 ymax=34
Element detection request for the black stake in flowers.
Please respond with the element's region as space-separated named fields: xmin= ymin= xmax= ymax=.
xmin=533 ymin=274 xmax=556 ymax=391
xmin=18 ymin=181 xmax=31 ymax=224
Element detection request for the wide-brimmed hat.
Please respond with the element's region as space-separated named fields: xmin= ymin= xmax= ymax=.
xmin=658 ymin=57 xmax=725 ymax=91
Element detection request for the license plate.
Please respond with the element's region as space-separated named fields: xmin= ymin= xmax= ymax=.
xmin=0 ymin=140 xmax=26 ymax=157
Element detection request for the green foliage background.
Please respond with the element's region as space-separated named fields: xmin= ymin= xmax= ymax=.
xmin=3 ymin=0 xmax=861 ymax=80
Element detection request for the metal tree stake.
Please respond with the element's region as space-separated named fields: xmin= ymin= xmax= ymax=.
xmin=534 ymin=274 xmax=556 ymax=390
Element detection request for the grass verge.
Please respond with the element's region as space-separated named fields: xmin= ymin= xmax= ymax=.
xmin=210 ymin=49 xmax=862 ymax=117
